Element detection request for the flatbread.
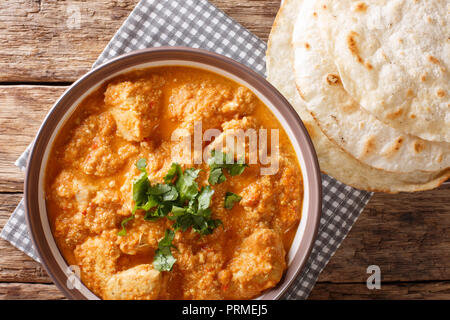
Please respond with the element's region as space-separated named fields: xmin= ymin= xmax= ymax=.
xmin=316 ymin=0 xmax=450 ymax=143
xmin=292 ymin=0 xmax=450 ymax=172
xmin=266 ymin=0 xmax=450 ymax=192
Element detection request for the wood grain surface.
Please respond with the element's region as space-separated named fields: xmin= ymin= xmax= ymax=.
xmin=0 ymin=0 xmax=448 ymax=300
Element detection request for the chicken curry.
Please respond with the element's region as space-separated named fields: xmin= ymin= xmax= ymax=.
xmin=45 ymin=66 xmax=303 ymax=300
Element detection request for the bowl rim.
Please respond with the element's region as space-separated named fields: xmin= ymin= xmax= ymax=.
xmin=24 ymin=46 xmax=322 ymax=300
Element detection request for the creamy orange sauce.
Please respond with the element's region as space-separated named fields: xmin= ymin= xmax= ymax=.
xmin=45 ymin=66 xmax=303 ymax=300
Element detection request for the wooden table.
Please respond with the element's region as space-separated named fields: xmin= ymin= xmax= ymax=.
xmin=0 ymin=0 xmax=449 ymax=300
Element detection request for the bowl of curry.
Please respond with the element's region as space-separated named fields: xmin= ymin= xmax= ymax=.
xmin=24 ymin=47 xmax=321 ymax=300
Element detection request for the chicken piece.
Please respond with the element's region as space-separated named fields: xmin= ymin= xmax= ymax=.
xmin=168 ymin=82 xmax=233 ymax=122
xmin=61 ymin=111 xmax=137 ymax=177
xmin=205 ymin=116 xmax=259 ymax=163
xmin=240 ymin=175 xmax=278 ymax=221
xmin=168 ymin=83 xmax=257 ymax=130
xmin=221 ymin=86 xmax=258 ymax=115
xmin=54 ymin=211 xmax=90 ymax=250
xmin=52 ymin=171 xmax=95 ymax=249
xmin=115 ymin=215 xmax=166 ymax=255
xmin=74 ymin=233 xmax=121 ymax=296
xmin=172 ymin=230 xmax=227 ymax=300
xmin=52 ymin=169 xmax=125 ymax=241
xmin=61 ymin=113 xmax=107 ymax=165
xmin=104 ymin=264 xmax=162 ymax=300
xmin=274 ymin=155 xmax=303 ymax=232
xmin=52 ymin=170 xmax=97 ymax=207
xmin=82 ymin=141 xmax=138 ymax=177
xmin=240 ymin=154 xmax=302 ymax=233
xmin=105 ymin=77 xmax=164 ymax=141
xmin=227 ymin=229 xmax=286 ymax=299
xmin=81 ymin=189 xmax=123 ymax=235
xmin=62 ymin=112 xmax=116 ymax=162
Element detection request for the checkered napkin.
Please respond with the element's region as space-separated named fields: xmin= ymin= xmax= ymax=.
xmin=1 ymin=0 xmax=372 ymax=299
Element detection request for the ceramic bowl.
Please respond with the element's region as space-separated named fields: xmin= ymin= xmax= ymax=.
xmin=24 ymin=47 xmax=322 ymax=300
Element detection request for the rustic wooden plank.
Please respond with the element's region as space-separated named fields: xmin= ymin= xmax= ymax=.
xmin=0 ymin=0 xmax=279 ymax=83
xmin=318 ymin=183 xmax=450 ymax=284
xmin=0 ymin=0 xmax=140 ymax=82
xmin=0 ymin=237 xmax=51 ymax=284
xmin=0 ymin=283 xmax=65 ymax=300
xmin=210 ymin=0 xmax=280 ymax=41
xmin=309 ymin=281 xmax=450 ymax=300
xmin=0 ymin=193 xmax=52 ymax=283
xmin=0 ymin=86 xmax=67 ymax=192
xmin=2 ymin=280 xmax=449 ymax=300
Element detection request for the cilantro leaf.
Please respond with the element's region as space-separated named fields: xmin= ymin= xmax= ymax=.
xmin=161 ymin=187 xmax=179 ymax=202
xmin=120 ymin=163 xmax=151 ymax=236
xmin=139 ymin=195 xmax=159 ymax=211
xmin=170 ymin=205 xmax=187 ymax=216
xmin=193 ymin=216 xmax=223 ymax=235
xmin=171 ymin=213 xmax=193 ymax=232
xmin=118 ymin=214 xmax=135 ymax=236
xmin=164 ymin=163 xmax=180 ymax=184
xmin=198 ymin=186 xmax=214 ymax=211
xmin=208 ymin=167 xmax=226 ymax=185
xmin=170 ymin=186 xmax=219 ymax=235
xmin=154 ymin=248 xmax=176 ymax=272
xmin=148 ymin=183 xmax=179 ymax=201
xmin=148 ymin=183 xmax=172 ymax=195
xmin=176 ymin=167 xmax=201 ymax=201
xmin=224 ymin=192 xmax=242 ymax=209
xmin=228 ymin=158 xmax=248 ymax=176
xmin=207 ymin=149 xmax=224 ymax=167
xmin=132 ymin=171 xmax=150 ymax=205
xmin=153 ymin=229 xmax=177 ymax=272
xmin=207 ymin=150 xmax=248 ymax=185
xmin=136 ymin=158 xmax=147 ymax=172
xmin=144 ymin=202 xmax=172 ymax=221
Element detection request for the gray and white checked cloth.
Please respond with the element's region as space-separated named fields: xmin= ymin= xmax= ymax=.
xmin=1 ymin=0 xmax=373 ymax=299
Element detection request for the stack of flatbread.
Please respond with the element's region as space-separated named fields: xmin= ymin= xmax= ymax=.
xmin=267 ymin=0 xmax=450 ymax=193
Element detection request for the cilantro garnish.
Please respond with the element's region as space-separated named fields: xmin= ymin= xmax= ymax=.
xmin=153 ymin=229 xmax=177 ymax=272
xmin=224 ymin=192 xmax=242 ymax=209
xmin=207 ymin=150 xmax=248 ymax=185
xmin=118 ymin=159 xmax=151 ymax=236
xmin=170 ymin=185 xmax=222 ymax=235
xmin=164 ymin=163 xmax=179 ymax=184
xmin=118 ymin=155 xmax=248 ymax=271
xmin=149 ymin=184 xmax=179 ymax=201
xmin=132 ymin=172 xmax=150 ymax=205
xmin=176 ymin=167 xmax=201 ymax=201
xmin=209 ymin=167 xmax=227 ymax=185
xmin=119 ymin=159 xmax=223 ymax=238
xmin=119 ymin=159 xmax=178 ymax=236
xmin=117 ymin=215 xmax=135 ymax=237
xmin=198 ymin=185 xmax=214 ymax=211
